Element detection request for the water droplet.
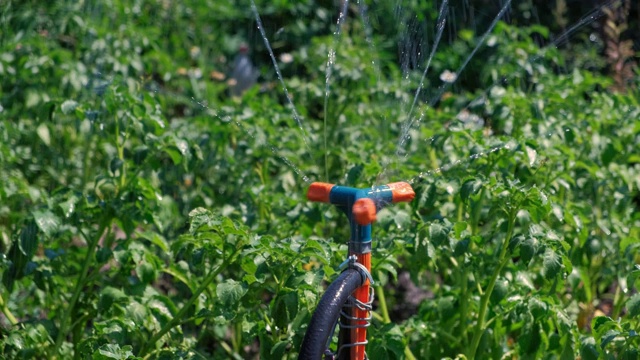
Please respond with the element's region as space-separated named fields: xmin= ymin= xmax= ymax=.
xmin=439 ymin=70 xmax=457 ymax=83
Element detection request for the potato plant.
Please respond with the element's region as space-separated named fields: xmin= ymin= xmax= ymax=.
xmin=1 ymin=0 xmax=639 ymax=359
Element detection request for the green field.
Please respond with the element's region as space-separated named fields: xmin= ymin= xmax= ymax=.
xmin=1 ymin=0 xmax=639 ymax=359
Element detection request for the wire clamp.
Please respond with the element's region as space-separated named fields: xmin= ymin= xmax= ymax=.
xmin=338 ymin=255 xmax=374 ymax=285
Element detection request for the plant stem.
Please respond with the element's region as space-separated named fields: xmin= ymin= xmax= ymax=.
xmin=0 ymin=292 xmax=18 ymax=325
xmin=115 ymin=115 xmax=126 ymax=189
xmin=428 ymin=148 xmax=439 ymax=170
xmin=467 ymin=210 xmax=516 ymax=359
xmin=404 ymin=345 xmax=418 ymax=360
xmin=140 ymin=260 xmax=228 ymax=357
xmin=232 ymin=319 xmax=242 ymax=354
xmin=611 ymin=283 xmax=624 ymax=320
xmin=219 ymin=340 xmax=236 ymax=358
xmin=371 ymin=311 xmax=384 ymax=322
xmin=52 ymin=221 xmax=110 ymax=358
xmin=374 ymin=280 xmax=417 ymax=360
xmin=375 ymin=283 xmax=391 ymax=324
xmin=470 ymin=189 xmax=485 ymax=236
xmin=459 ymin=269 xmax=468 ymax=343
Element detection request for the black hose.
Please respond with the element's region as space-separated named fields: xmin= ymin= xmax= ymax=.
xmin=298 ymin=268 xmax=364 ymax=360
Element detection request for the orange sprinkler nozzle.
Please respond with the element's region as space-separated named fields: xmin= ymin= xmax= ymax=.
xmin=353 ymin=198 xmax=377 ymax=225
xmin=387 ymin=182 xmax=415 ymax=203
xmin=307 ymin=182 xmax=334 ymax=203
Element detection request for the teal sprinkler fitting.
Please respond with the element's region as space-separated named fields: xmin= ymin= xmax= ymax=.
xmin=307 ymin=182 xmax=415 ymax=249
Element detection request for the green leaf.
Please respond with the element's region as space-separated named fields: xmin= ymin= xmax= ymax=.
xmin=621 ymin=349 xmax=639 ymax=360
xmin=460 ymin=178 xmax=483 ymax=203
xmin=621 ymin=237 xmax=639 ymax=252
xmin=518 ymin=322 xmax=541 ymax=355
xmin=437 ymin=296 xmax=456 ymax=319
xmin=418 ymin=183 xmax=437 ymax=209
xmin=525 ymin=145 xmax=537 ymax=166
xmin=600 ymin=142 xmax=617 ymax=166
xmin=346 ymin=164 xmax=363 ymax=186
xmin=148 ymin=296 xmax=177 ymax=327
xmin=61 ymin=100 xmax=79 ymax=114
xmin=273 ymin=290 xmax=298 ymax=330
xmin=393 ymin=210 xmax=411 ymax=228
xmin=453 ymin=238 xmax=470 ymax=257
xmin=94 ymin=344 xmax=134 ymax=360
xmin=561 ymin=254 xmax=573 ymax=275
xmin=99 ymin=287 xmax=127 ymax=311
xmin=302 ymin=269 xmax=324 ymax=287
xmin=628 ymin=269 xmax=640 ymax=291
xmin=163 ymin=262 xmax=195 ymax=292
xmin=579 ymin=337 xmax=599 ymax=360
xmin=542 ymin=248 xmax=562 ymax=280
xmin=164 ymin=148 xmax=182 ymax=165
xmin=528 ymin=297 xmax=548 ymax=319
xmin=259 ymin=326 xmax=276 ymax=360
xmin=600 ymin=329 xmax=620 ymax=349
xmin=240 ymin=256 xmax=258 ymax=280
xmin=591 ymin=316 xmax=615 ymax=336
xmin=490 ymin=279 xmax=508 ymax=305
xmin=32 ymin=209 xmax=60 ymax=237
xmin=559 ymin=334 xmax=575 ymax=360
xmin=95 ymin=246 xmax=113 ymax=264
xmin=429 ymin=222 xmax=449 ymax=246
xmin=188 ymin=207 xmax=217 ymax=233
xmin=376 ymin=260 xmax=398 ymax=281
xmin=139 ymin=231 xmax=169 ymax=252
xmin=37 ymin=124 xmax=50 ymax=146
xmin=19 ymin=222 xmax=38 ymax=258
xmin=174 ymin=138 xmax=191 ymax=158
xmin=136 ymin=262 xmax=156 ymax=284
xmin=369 ymin=323 xmax=406 ymax=358
xmin=217 ymin=279 xmax=247 ymax=306
xmin=59 ymin=195 xmax=79 ymax=218
xmin=453 ymin=221 xmax=468 ymax=238
xmin=556 ymin=310 xmax=572 ymax=333
xmin=126 ymin=301 xmax=148 ymax=325
xmin=301 ymin=239 xmax=329 ymax=259
xmin=270 ymin=341 xmax=288 ymax=359
xmin=626 ymin=293 xmax=640 ymax=317
xmin=110 ymin=157 xmax=124 ymax=174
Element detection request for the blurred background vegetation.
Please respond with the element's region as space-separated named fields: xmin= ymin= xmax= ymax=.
xmin=1 ymin=0 xmax=639 ymax=359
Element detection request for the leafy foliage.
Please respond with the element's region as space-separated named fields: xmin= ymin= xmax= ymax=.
xmin=1 ymin=0 xmax=639 ymax=359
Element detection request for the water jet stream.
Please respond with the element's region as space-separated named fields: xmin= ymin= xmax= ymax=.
xmin=249 ymin=0 xmax=311 ymax=152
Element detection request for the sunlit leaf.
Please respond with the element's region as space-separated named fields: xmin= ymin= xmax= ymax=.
xmin=37 ymin=124 xmax=50 ymax=146
xmin=32 ymin=210 xmax=60 ymax=238
xmin=542 ymin=248 xmax=562 ymax=280
xmin=94 ymin=344 xmax=134 ymax=360
xmin=60 ymin=100 xmax=79 ymax=114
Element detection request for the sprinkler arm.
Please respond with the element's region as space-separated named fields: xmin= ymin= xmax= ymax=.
xmin=307 ymin=182 xmax=415 ymax=244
